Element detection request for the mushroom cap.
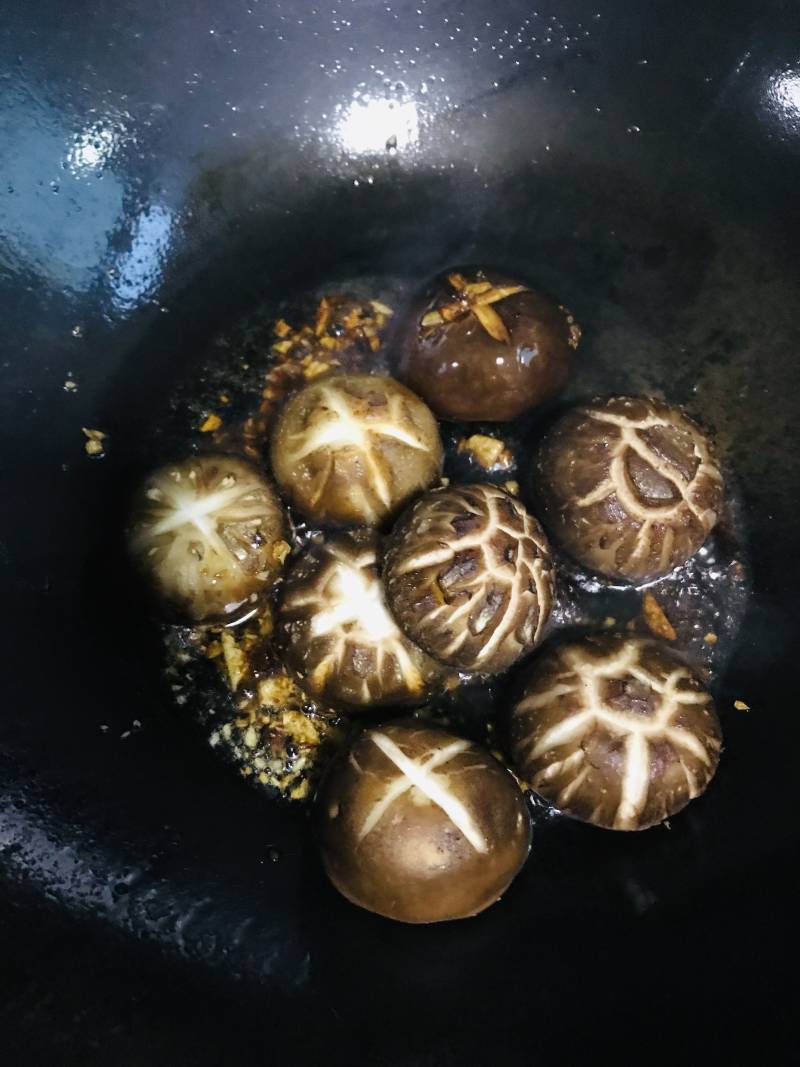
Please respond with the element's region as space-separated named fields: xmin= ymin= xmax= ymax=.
xmin=509 ymin=634 xmax=722 ymax=830
xmin=534 ymin=395 xmax=724 ymax=582
xmin=277 ymin=528 xmax=446 ymax=711
xmin=317 ymin=720 xmax=532 ymax=922
xmin=398 ymin=268 xmax=580 ymax=422
xmin=383 ymin=483 xmax=555 ymax=674
xmin=269 ymin=373 xmax=443 ymax=527
xmin=128 ymin=453 xmax=289 ymax=624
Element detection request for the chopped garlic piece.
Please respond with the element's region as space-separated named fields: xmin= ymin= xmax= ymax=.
xmin=457 ymin=434 xmax=513 ymax=470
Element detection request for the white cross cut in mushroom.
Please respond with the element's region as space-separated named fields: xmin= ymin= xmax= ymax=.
xmin=317 ymin=721 xmax=531 ymax=923
xmin=128 ymin=454 xmax=289 ymax=623
xmin=270 ymin=373 xmax=443 ymax=526
xmin=277 ymin=529 xmax=446 ymax=710
xmin=359 ymin=731 xmax=489 ymax=852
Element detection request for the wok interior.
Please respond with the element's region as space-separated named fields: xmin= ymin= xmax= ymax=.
xmin=2 ymin=3 xmax=800 ymax=1053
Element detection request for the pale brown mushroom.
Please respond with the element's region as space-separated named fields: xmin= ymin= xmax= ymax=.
xmin=269 ymin=373 xmax=443 ymax=527
xmin=317 ymin=720 xmax=531 ymax=922
xmin=127 ymin=454 xmax=289 ymax=624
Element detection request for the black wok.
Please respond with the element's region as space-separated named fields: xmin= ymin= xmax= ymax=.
xmin=2 ymin=0 xmax=799 ymax=1061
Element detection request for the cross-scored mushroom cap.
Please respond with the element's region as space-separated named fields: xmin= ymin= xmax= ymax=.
xmin=509 ymin=634 xmax=722 ymax=831
xmin=398 ymin=267 xmax=580 ymax=422
xmin=317 ymin=720 xmax=532 ymax=922
xmin=269 ymin=373 xmax=443 ymax=527
xmin=277 ymin=528 xmax=446 ymax=711
xmin=383 ymin=483 xmax=555 ymax=674
xmin=533 ymin=395 xmax=724 ymax=582
xmin=128 ymin=453 xmax=289 ymax=624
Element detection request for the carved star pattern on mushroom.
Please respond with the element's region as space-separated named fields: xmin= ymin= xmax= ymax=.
xmin=281 ymin=383 xmax=425 ymax=507
xmin=277 ymin=529 xmax=445 ymax=709
xmin=535 ymin=396 xmax=724 ymax=582
xmin=128 ymin=454 xmax=289 ymax=623
xmin=421 ymin=271 xmax=528 ymax=344
xmin=510 ymin=635 xmax=722 ymax=830
xmin=270 ymin=374 xmax=442 ymax=526
xmin=401 ymin=269 xmax=580 ymax=422
xmin=384 ymin=483 xmax=555 ymax=673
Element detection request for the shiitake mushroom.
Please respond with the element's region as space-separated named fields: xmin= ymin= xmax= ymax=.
xmin=277 ymin=528 xmax=446 ymax=710
xmin=509 ymin=634 xmax=722 ymax=831
xmin=270 ymin=373 xmax=443 ymax=527
xmin=533 ymin=395 xmax=723 ymax=582
xmin=317 ymin=720 xmax=532 ymax=922
xmin=397 ymin=268 xmax=581 ymax=422
xmin=383 ymin=483 xmax=555 ymax=674
xmin=137 ymin=282 xmax=734 ymax=895
xmin=128 ymin=453 xmax=289 ymax=624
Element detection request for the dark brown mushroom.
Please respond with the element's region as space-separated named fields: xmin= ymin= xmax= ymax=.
xmin=277 ymin=528 xmax=447 ymax=711
xmin=533 ymin=395 xmax=724 ymax=582
xmin=269 ymin=373 xmax=443 ymax=527
xmin=317 ymin=720 xmax=532 ymax=922
xmin=509 ymin=634 xmax=722 ymax=830
xmin=397 ymin=268 xmax=580 ymax=422
xmin=127 ymin=453 xmax=289 ymax=624
xmin=383 ymin=483 xmax=555 ymax=673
